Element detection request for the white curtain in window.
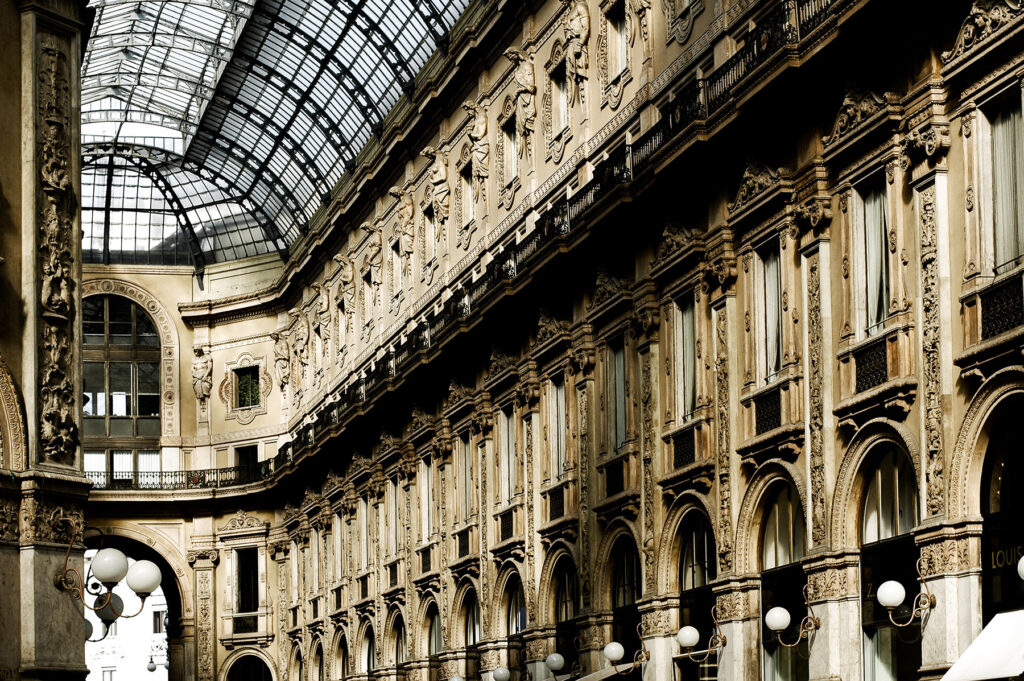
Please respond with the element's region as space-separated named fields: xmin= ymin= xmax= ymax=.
xmin=864 ymin=186 xmax=889 ymax=331
xmin=991 ymin=103 xmax=1024 ymax=270
xmin=763 ymin=247 xmax=781 ymax=378
xmin=681 ymin=299 xmax=696 ymax=415
xmin=863 ymin=628 xmax=897 ymax=681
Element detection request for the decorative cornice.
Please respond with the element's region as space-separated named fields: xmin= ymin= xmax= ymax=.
xmin=727 ymin=163 xmax=782 ymax=214
xmin=942 ymin=0 xmax=1024 ymax=64
xmin=822 ymin=90 xmax=889 ymax=147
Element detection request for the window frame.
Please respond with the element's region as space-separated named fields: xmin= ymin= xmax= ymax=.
xmin=754 ymin=237 xmax=783 ymax=384
xmin=853 ymin=175 xmax=893 ymax=337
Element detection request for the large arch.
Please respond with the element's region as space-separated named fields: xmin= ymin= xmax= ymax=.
xmin=593 ymin=520 xmax=642 ymax=609
xmin=537 ymin=540 xmax=579 ymax=625
xmin=220 ymin=648 xmax=277 ymax=681
xmin=492 ymin=562 xmax=527 ymax=638
xmin=81 ymin=279 xmax=182 ymax=438
xmin=733 ymin=460 xmax=808 ymax=575
xmin=657 ymin=490 xmax=717 ymax=593
xmin=0 ymin=352 xmax=27 ymax=470
xmin=451 ymin=577 xmax=481 ymax=647
xmin=949 ymin=366 xmax=1024 ymax=519
xmin=829 ymin=418 xmax=921 ymax=551
xmin=329 ymin=626 xmax=350 ymax=679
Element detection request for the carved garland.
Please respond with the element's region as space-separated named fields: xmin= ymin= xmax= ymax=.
xmin=577 ymin=382 xmax=592 ymax=608
xmin=0 ymin=353 xmax=27 ymax=471
xmin=37 ymin=34 xmax=78 ymax=466
xmin=715 ymin=309 xmax=733 ymax=571
xmin=640 ymin=352 xmax=656 ymax=590
xmin=807 ymin=253 xmax=827 ymax=545
xmin=919 ymin=186 xmax=946 ymax=516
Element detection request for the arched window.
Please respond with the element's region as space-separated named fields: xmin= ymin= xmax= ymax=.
xmin=859 ymin=447 xmax=920 ymax=681
xmin=463 ymin=590 xmax=481 ymax=647
xmin=312 ymin=643 xmax=324 ymax=681
xmin=506 ymin=576 xmax=526 ymax=636
xmin=680 ymin=510 xmax=717 ymax=591
xmin=227 ymin=654 xmax=273 ymax=681
xmin=362 ymin=627 xmax=376 ymax=672
xmin=334 ymin=637 xmax=349 ymax=679
xmin=761 ymin=484 xmax=805 ymax=570
xmin=982 ymin=399 xmax=1024 ymax=621
xmin=677 ymin=510 xmax=718 ymax=681
xmin=862 ymin=449 xmax=917 ymax=544
xmin=553 ymin=557 xmax=580 ymax=672
xmin=760 ymin=484 xmax=808 ymax=681
xmin=427 ymin=604 xmax=442 ymax=657
xmin=392 ymin=615 xmax=406 ymax=665
xmin=82 ymin=295 xmax=162 ymax=488
xmin=609 ymin=535 xmax=642 ymax=678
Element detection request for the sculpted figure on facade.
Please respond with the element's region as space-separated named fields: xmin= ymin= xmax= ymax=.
xmin=334 ymin=254 xmax=356 ymax=348
xmin=463 ymin=101 xmax=490 ymax=203
xmin=421 ymin=146 xmax=450 ymax=228
xmin=289 ymin=307 xmax=310 ymax=368
xmin=563 ymin=0 xmax=590 ymax=106
xmin=270 ymin=331 xmax=291 ymax=390
xmin=390 ymin=186 xmax=416 ymax=275
xmin=505 ymin=48 xmax=537 ymax=161
xmin=191 ymin=346 xmax=213 ymax=402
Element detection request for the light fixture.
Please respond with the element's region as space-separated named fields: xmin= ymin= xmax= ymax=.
xmin=147 ymin=656 xmax=157 ymax=672
xmin=54 ymin=526 xmax=163 ymax=642
xmin=875 ymin=558 xmax=935 ymax=627
xmin=449 ymin=675 xmax=464 ymax=681
xmin=764 ymin=585 xmax=820 ymax=647
xmin=603 ymin=623 xmax=651 ymax=676
xmin=1018 ymin=555 xmax=1024 ymax=582
xmin=493 ymin=667 xmax=512 ymax=681
xmin=676 ymin=605 xmax=727 ymax=662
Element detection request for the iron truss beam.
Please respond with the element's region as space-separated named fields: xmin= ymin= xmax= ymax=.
xmin=409 ymin=0 xmax=450 ymax=52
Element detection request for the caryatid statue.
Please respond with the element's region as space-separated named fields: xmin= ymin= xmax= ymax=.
xmin=191 ymin=346 xmax=213 ymax=402
xmin=462 ymin=101 xmax=490 ymax=203
xmin=421 ymin=146 xmax=450 ymax=228
xmin=389 ymin=187 xmax=416 ymax=272
xmin=504 ymin=47 xmax=537 ymax=161
xmin=563 ymin=0 xmax=590 ymax=106
xmin=270 ymin=331 xmax=291 ymax=390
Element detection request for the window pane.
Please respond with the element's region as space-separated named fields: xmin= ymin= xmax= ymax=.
xmin=109 ymin=363 xmax=132 ymax=416
xmin=991 ymin=100 xmax=1024 ymax=270
xmin=112 ymin=450 xmax=133 ymax=479
xmin=84 ymin=450 xmax=106 ymax=472
xmin=83 ymin=362 xmax=106 ymax=417
xmin=84 ymin=298 xmax=105 ymax=344
xmin=235 ymin=366 xmax=260 ymax=409
xmin=135 ymin=309 xmax=159 ymax=347
xmin=863 ymin=183 xmax=890 ymax=332
xmin=137 ymin=362 xmax=160 ymax=416
xmin=108 ymin=298 xmax=132 ymax=345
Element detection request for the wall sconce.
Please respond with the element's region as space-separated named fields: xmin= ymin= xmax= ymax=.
xmin=875 ymin=558 xmax=935 ymax=627
xmin=764 ymin=585 xmax=820 ymax=647
xmin=147 ymin=656 xmax=157 ymax=672
xmin=676 ymin=605 xmax=727 ymax=662
xmin=54 ymin=527 xmax=162 ymax=641
xmin=1017 ymin=556 xmax=1024 ymax=582
xmin=602 ymin=623 xmax=651 ymax=676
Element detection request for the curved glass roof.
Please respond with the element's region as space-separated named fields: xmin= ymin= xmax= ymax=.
xmin=82 ymin=0 xmax=471 ymax=268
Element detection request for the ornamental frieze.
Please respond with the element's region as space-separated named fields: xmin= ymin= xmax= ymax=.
xmin=822 ymin=90 xmax=892 ymax=147
xmin=942 ymin=0 xmax=1024 ymax=64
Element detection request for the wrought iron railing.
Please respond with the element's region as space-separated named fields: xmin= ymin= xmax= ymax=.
xmin=672 ymin=427 xmax=697 ymax=469
xmin=86 ymin=459 xmax=277 ymax=491
xmin=754 ymin=386 xmax=782 ymax=435
xmin=854 ymin=336 xmax=889 ymax=394
xmin=981 ymin=273 xmax=1024 ymax=340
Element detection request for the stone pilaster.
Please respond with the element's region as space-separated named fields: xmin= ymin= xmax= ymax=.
xmin=188 ymin=549 xmax=220 ymax=681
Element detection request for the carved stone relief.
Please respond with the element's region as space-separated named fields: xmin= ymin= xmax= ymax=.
xmin=640 ymin=352 xmax=656 ymax=590
xmin=715 ymin=309 xmax=733 ymax=572
xmin=919 ymin=186 xmax=945 ymax=516
xmin=0 ymin=353 xmax=27 ymax=471
xmin=822 ymin=90 xmax=889 ymax=147
xmin=727 ymin=163 xmax=782 ymax=214
xmin=218 ymin=352 xmax=273 ymax=425
xmin=505 ymin=48 xmax=537 ymax=162
xmin=942 ymin=0 xmax=1024 ymax=63
xmin=389 ymin=186 xmax=416 ymax=279
xmin=807 ymin=253 xmax=827 ymax=545
xmin=37 ymin=34 xmax=78 ymax=466
xmin=563 ymin=0 xmax=590 ymax=105
xmin=463 ymin=101 xmax=490 ymax=206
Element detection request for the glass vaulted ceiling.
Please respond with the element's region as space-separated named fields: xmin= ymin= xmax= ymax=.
xmin=81 ymin=0 xmax=471 ymax=268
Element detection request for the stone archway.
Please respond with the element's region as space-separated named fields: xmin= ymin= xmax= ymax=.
xmin=88 ymin=522 xmax=194 ymax=681
xmin=223 ymin=651 xmax=275 ymax=681
xmin=0 ymin=352 xmax=27 ymax=471
xmin=82 ymin=279 xmax=181 ymax=438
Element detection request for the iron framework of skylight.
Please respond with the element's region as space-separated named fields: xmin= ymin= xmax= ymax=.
xmin=81 ymin=0 xmax=472 ymax=268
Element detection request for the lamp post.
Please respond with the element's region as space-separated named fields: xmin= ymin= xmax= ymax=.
xmin=54 ymin=529 xmax=163 ymax=641
xmin=875 ymin=558 xmax=935 ymax=627
xmin=764 ymin=585 xmax=820 ymax=647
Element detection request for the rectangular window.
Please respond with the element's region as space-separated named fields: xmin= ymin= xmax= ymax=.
xmin=136 ymin=361 xmax=160 ymax=417
xmin=610 ymin=2 xmax=628 ymax=75
xmin=152 ymin=610 xmax=165 ymax=634
xmin=388 ymin=478 xmax=399 ymax=555
xmin=112 ymin=450 xmax=133 ymax=482
xmin=549 ymin=376 xmax=567 ymax=479
xmin=461 ymin=167 xmax=474 ymax=224
xmin=554 ymin=65 xmax=569 ymax=131
xmin=392 ymin=242 xmax=403 ymax=294
xmin=236 ymin=547 xmax=259 ymax=614
xmin=861 ymin=181 xmax=891 ymax=334
xmin=84 ymin=450 xmax=106 ymax=473
xmin=990 ymin=99 xmax=1024 ymax=273
xmin=420 ymin=459 xmax=433 ymax=541
xmin=505 ymin=123 xmax=519 ymax=182
xmin=359 ymin=498 xmax=369 ymax=569
xmin=607 ymin=343 xmax=627 ymax=452
xmin=499 ymin=407 xmax=517 ymax=503
xmin=103 ymin=669 xmax=115 ymax=681
xmin=334 ymin=513 xmax=344 ymax=577
xmin=83 ymin=362 xmax=106 ymax=417
xmin=674 ymin=296 xmax=697 ymax=419
xmin=235 ymin=366 xmax=260 ymax=409
xmin=460 ymin=434 xmax=473 ymax=521
xmin=236 ymin=445 xmax=257 ymax=470
xmin=759 ymin=242 xmax=782 ymax=381
xmin=109 ymin=362 xmax=132 ymax=416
